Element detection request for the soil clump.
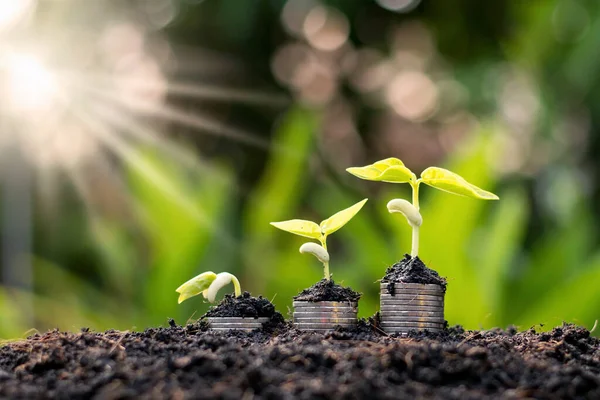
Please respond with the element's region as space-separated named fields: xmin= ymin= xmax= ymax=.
xmin=202 ymin=291 xmax=285 ymax=329
xmin=382 ymin=254 xmax=447 ymax=294
xmin=293 ymin=278 xmax=361 ymax=302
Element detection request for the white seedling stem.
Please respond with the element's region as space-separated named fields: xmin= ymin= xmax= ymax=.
xmin=411 ymin=181 xmax=421 ymax=258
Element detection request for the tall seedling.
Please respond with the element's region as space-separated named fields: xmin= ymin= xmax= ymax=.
xmin=347 ymin=158 xmax=498 ymax=257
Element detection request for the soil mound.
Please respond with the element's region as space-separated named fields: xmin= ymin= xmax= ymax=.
xmin=293 ymin=279 xmax=361 ymax=302
xmin=1 ymin=323 xmax=598 ymax=398
xmin=202 ymin=292 xmax=285 ymax=329
xmin=382 ymin=254 xmax=447 ymax=292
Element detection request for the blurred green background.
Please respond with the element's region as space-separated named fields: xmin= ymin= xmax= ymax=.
xmin=1 ymin=0 xmax=600 ymax=337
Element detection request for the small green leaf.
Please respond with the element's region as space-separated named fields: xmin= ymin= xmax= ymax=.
xmin=270 ymin=219 xmax=322 ymax=239
xmin=346 ymin=158 xmax=415 ymax=183
xmin=320 ymin=199 xmax=368 ymax=236
xmin=175 ymin=271 xmax=217 ymax=304
xmin=420 ymin=167 xmax=499 ymax=200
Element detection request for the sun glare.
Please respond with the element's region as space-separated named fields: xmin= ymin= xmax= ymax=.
xmin=4 ymin=53 xmax=58 ymax=113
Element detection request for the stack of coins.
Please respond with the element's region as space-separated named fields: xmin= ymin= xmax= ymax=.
xmin=293 ymin=301 xmax=358 ymax=331
xmin=379 ymin=282 xmax=445 ymax=335
xmin=207 ymin=317 xmax=270 ymax=332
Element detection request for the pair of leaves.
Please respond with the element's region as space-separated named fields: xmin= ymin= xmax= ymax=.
xmin=176 ymin=271 xmax=240 ymax=304
xmin=347 ymin=158 xmax=498 ymax=200
xmin=270 ymin=198 xmax=368 ymax=240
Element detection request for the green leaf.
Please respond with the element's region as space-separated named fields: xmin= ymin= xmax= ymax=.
xmin=346 ymin=158 xmax=415 ymax=183
xmin=176 ymin=271 xmax=217 ymax=304
xmin=270 ymin=219 xmax=322 ymax=239
xmin=320 ymin=198 xmax=368 ymax=236
xmin=420 ymin=167 xmax=499 ymax=200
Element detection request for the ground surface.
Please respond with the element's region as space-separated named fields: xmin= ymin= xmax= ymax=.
xmin=0 ymin=321 xmax=598 ymax=399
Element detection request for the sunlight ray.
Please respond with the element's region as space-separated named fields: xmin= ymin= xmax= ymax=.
xmin=66 ymin=104 xmax=237 ymax=248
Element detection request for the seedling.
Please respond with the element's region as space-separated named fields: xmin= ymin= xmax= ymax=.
xmin=270 ymin=199 xmax=368 ymax=280
xmin=347 ymin=158 xmax=498 ymax=257
xmin=176 ymin=271 xmax=241 ymax=304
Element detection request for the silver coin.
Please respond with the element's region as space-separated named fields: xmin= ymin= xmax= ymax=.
xmin=380 ymin=282 xmax=444 ymax=290
xmin=379 ymin=307 xmax=444 ymax=316
xmin=380 ymin=316 xmax=444 ymax=323
xmin=380 ymin=296 xmax=444 ymax=303
xmin=380 ymin=301 xmax=444 ymax=308
xmin=293 ymin=314 xmax=357 ymax=319
xmin=379 ymin=310 xmax=444 ymax=317
xmin=209 ymin=325 xmax=264 ymax=330
xmin=383 ymin=328 xmax=443 ymax=334
xmin=294 ymin=308 xmax=356 ymax=315
xmin=292 ymin=306 xmax=357 ymax=312
xmin=294 ymin=323 xmax=355 ymax=330
xmin=293 ymin=317 xmax=357 ymax=323
xmin=293 ymin=301 xmax=358 ymax=308
xmin=207 ymin=317 xmax=269 ymax=323
xmin=209 ymin=328 xmax=260 ymax=332
xmin=379 ymin=294 xmax=444 ymax=301
xmin=380 ymin=321 xmax=444 ymax=328
xmin=380 ymin=290 xmax=444 ymax=297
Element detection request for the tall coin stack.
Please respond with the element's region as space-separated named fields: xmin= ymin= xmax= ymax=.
xmin=379 ymin=282 xmax=445 ymax=335
xmin=293 ymin=301 xmax=358 ymax=331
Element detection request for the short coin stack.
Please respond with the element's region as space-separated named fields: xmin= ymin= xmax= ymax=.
xmin=207 ymin=317 xmax=270 ymax=332
xmin=379 ymin=282 xmax=445 ymax=335
xmin=293 ymin=301 xmax=358 ymax=331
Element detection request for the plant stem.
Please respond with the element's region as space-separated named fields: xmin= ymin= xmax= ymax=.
xmin=231 ymin=275 xmax=242 ymax=297
xmin=410 ymin=181 xmax=421 ymax=258
xmin=320 ymin=237 xmax=330 ymax=280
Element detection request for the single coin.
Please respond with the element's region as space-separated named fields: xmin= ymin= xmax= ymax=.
xmin=380 ymin=300 xmax=444 ymax=308
xmin=380 ymin=316 xmax=444 ymax=323
xmin=293 ymin=317 xmax=357 ymax=323
xmin=380 ymin=321 xmax=444 ymax=329
xmin=207 ymin=317 xmax=269 ymax=323
xmin=379 ymin=310 xmax=444 ymax=318
xmin=293 ymin=312 xmax=357 ymax=318
xmin=293 ymin=301 xmax=358 ymax=308
xmin=295 ymin=323 xmax=356 ymax=329
xmin=379 ymin=294 xmax=444 ymax=301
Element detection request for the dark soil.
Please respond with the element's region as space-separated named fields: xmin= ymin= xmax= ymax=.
xmin=293 ymin=278 xmax=361 ymax=302
xmin=203 ymin=292 xmax=278 ymax=319
xmin=382 ymin=254 xmax=447 ymax=294
xmin=1 ymin=322 xmax=599 ymax=399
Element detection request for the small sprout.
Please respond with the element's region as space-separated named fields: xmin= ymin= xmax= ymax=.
xmin=347 ymin=158 xmax=498 ymax=257
xmin=387 ymin=199 xmax=422 ymax=227
xmin=299 ymin=242 xmax=330 ymax=264
xmin=176 ymin=271 xmax=241 ymax=304
xmin=271 ymin=198 xmax=368 ymax=280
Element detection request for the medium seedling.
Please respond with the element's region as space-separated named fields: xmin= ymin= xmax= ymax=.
xmin=176 ymin=271 xmax=241 ymax=304
xmin=270 ymin=199 xmax=368 ymax=280
xmin=347 ymin=158 xmax=498 ymax=257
